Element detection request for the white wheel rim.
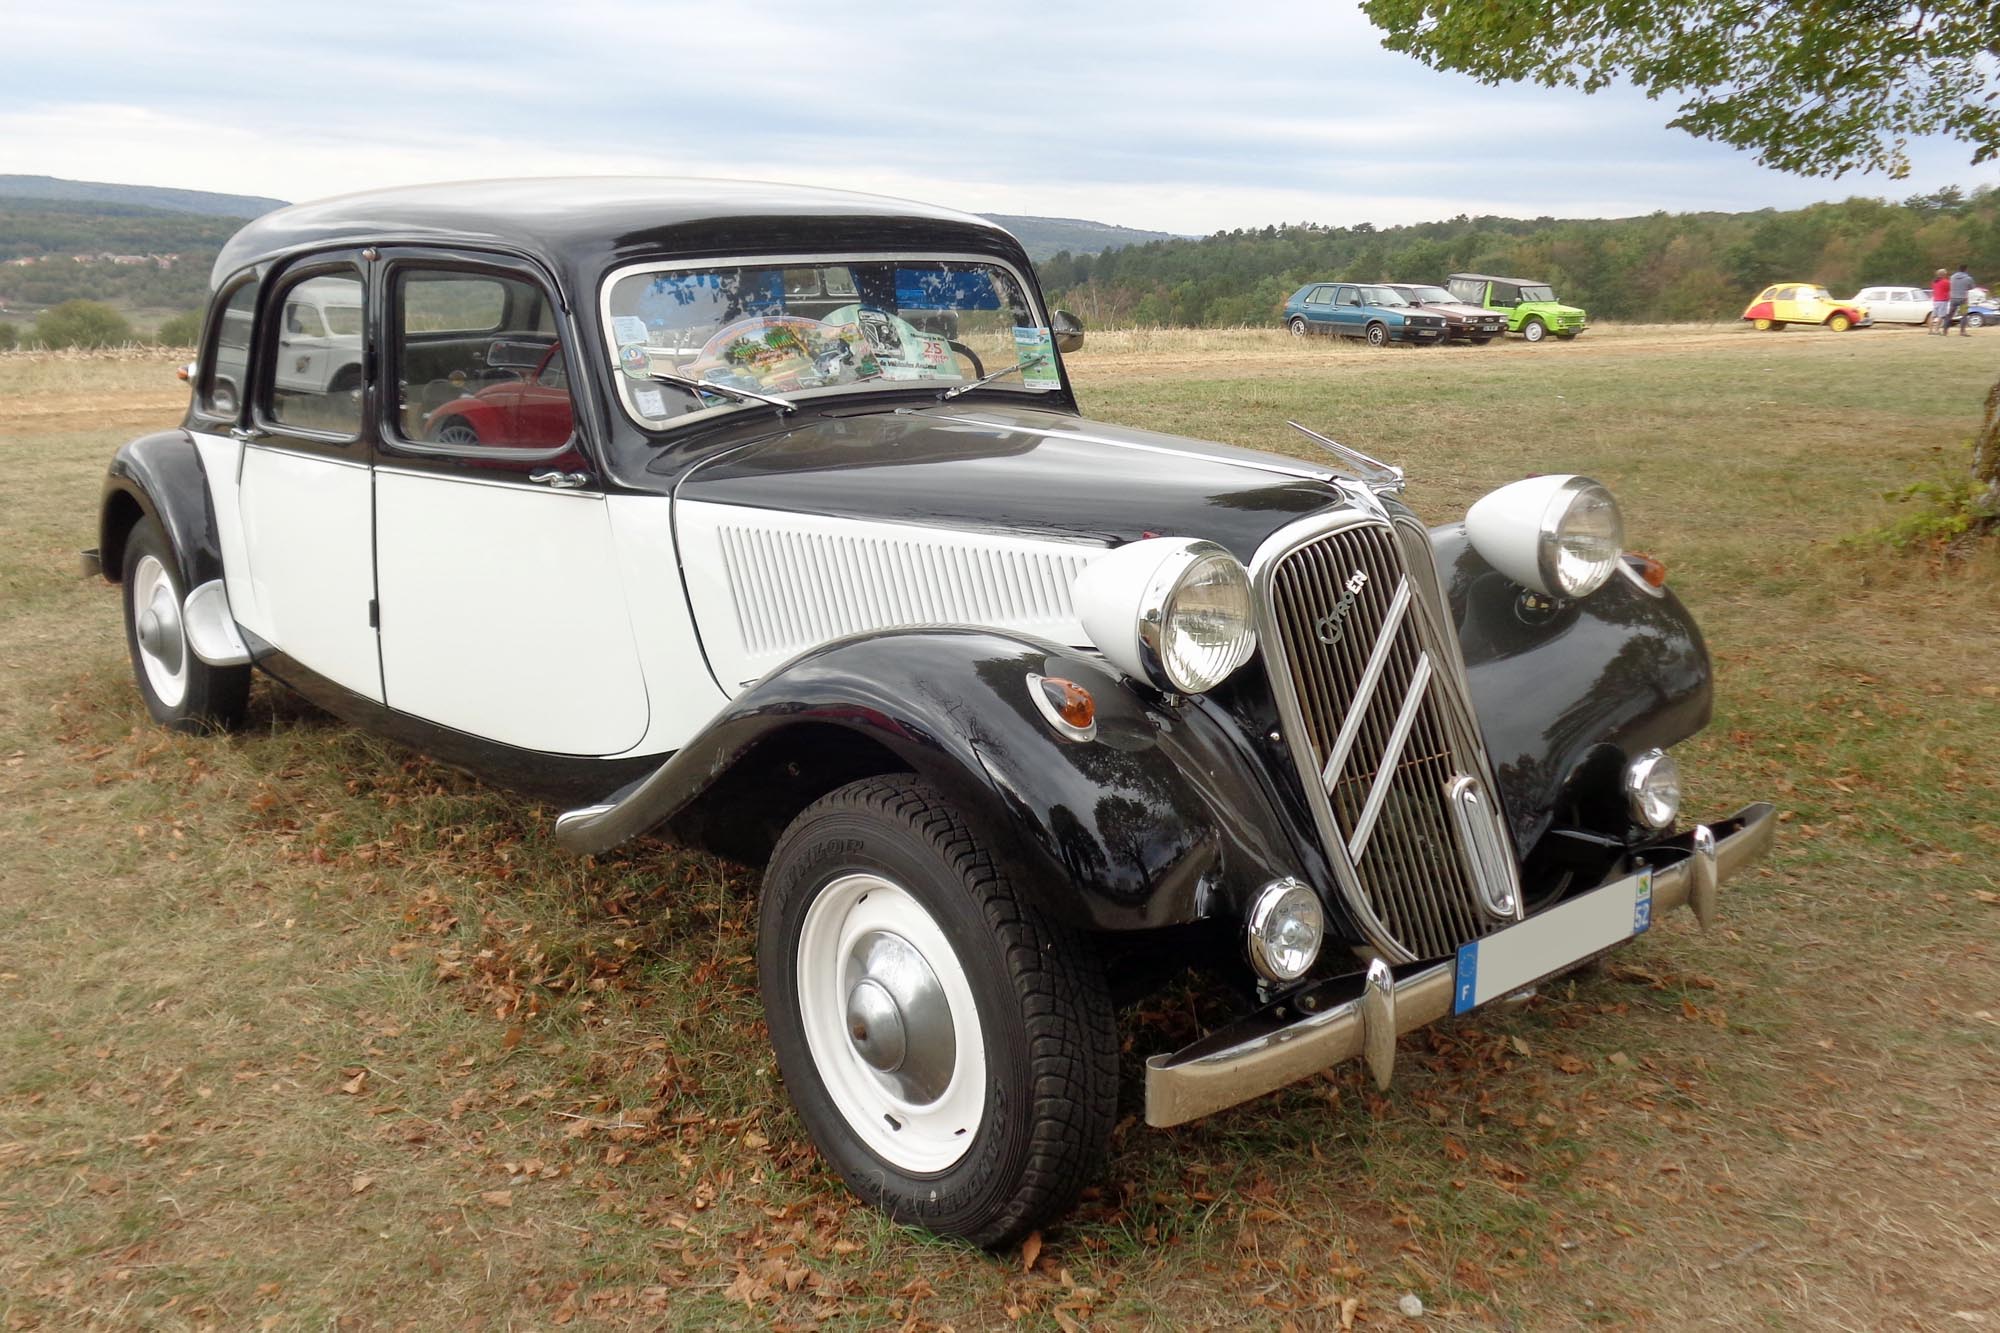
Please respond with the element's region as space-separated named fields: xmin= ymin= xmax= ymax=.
xmin=1525 ymin=322 xmax=1544 ymax=341
xmin=131 ymin=554 xmax=189 ymax=708
xmin=796 ymin=873 xmax=986 ymax=1174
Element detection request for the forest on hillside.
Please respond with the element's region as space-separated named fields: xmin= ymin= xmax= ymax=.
xmin=1037 ymin=188 xmax=2000 ymax=326
xmin=0 ymin=200 xmax=237 ymax=312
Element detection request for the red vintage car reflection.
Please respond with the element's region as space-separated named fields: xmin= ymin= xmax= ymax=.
xmin=422 ymin=343 xmax=576 ymax=449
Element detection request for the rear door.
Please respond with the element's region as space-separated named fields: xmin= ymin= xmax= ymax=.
xmin=369 ymin=251 xmax=650 ymax=756
xmin=233 ymin=253 xmax=383 ymax=701
xmin=1302 ymin=284 xmax=1338 ymax=331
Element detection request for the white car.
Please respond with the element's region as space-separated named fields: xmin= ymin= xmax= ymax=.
xmin=1849 ymin=285 xmax=1933 ymax=325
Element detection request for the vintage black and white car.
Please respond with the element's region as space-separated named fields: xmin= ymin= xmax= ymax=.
xmin=92 ymin=179 xmax=1774 ymax=1246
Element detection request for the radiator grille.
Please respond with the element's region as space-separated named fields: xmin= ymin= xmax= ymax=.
xmin=1264 ymin=519 xmax=1519 ymax=960
xmin=716 ymin=523 xmax=1094 ymax=662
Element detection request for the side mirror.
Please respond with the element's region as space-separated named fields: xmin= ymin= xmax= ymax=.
xmin=1052 ymin=309 xmax=1085 ymax=354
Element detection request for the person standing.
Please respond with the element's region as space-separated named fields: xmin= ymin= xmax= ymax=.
xmin=1949 ymin=264 xmax=1976 ymax=335
xmin=1932 ymin=268 xmax=1953 ymax=333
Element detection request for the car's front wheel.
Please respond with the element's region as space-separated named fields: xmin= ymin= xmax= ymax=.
xmin=1521 ymin=318 xmax=1547 ymax=343
xmin=431 ymin=417 xmax=481 ymax=447
xmin=1364 ymin=322 xmax=1389 ymax=347
xmin=1288 ymin=316 xmax=1308 ymax=337
xmin=1827 ymin=312 xmax=1854 ymax=333
xmin=759 ymin=776 xmax=1117 ymax=1247
xmin=1966 ymin=312 xmax=1985 ymax=329
xmin=120 ymin=516 xmax=250 ymax=733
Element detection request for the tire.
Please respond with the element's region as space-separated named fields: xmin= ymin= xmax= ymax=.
xmin=1752 ymin=318 xmax=1773 ymax=331
xmin=432 ymin=417 xmax=481 ymax=447
xmin=1966 ymin=312 xmax=1985 ymax=329
xmin=1364 ymin=322 xmax=1389 ymax=348
xmin=759 ymin=776 xmax=1117 ymax=1247
xmin=1521 ymin=318 xmax=1547 ymax=343
xmin=120 ymin=516 xmax=250 ymax=733
xmin=1826 ymin=312 xmax=1853 ymax=333
xmin=1288 ymin=316 xmax=1308 ymax=338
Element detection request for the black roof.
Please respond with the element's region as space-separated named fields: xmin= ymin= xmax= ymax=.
xmin=212 ymin=177 xmax=1023 ymax=290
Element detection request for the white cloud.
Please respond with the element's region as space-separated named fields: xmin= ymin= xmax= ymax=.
xmin=2 ymin=0 xmax=1991 ymax=233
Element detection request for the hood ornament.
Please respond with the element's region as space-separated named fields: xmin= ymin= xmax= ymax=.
xmin=1287 ymin=421 xmax=1406 ymax=496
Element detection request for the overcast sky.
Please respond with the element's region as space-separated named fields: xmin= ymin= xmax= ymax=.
xmin=3 ymin=2 xmax=1990 ymax=234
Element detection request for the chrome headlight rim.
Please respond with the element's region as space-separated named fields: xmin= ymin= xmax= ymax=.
xmin=1536 ymin=476 xmax=1624 ymax=599
xmin=1624 ymin=747 xmax=1681 ymax=831
xmin=1133 ymin=540 xmax=1257 ymax=694
xmin=1245 ymin=878 xmax=1325 ymax=983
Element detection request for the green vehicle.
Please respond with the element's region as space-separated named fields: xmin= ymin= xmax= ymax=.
xmin=1446 ymin=273 xmax=1588 ymax=342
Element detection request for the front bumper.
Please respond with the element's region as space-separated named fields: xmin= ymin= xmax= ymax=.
xmin=1143 ymin=803 xmax=1776 ymax=1127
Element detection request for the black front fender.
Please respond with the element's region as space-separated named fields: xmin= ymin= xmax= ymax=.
xmin=554 ymin=628 xmax=1319 ymax=933
xmin=1431 ymin=523 xmax=1713 ymax=856
xmin=101 ymin=429 xmax=223 ymax=589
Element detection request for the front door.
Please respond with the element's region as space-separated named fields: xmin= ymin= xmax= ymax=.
xmin=1329 ymin=285 xmax=1365 ymax=337
xmin=369 ymin=255 xmax=650 ymax=757
xmin=234 ymin=255 xmax=383 ymax=701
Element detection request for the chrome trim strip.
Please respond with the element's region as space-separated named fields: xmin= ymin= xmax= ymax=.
xmin=1346 ymin=653 xmax=1432 ymax=863
xmin=1318 ymin=578 xmax=1411 ymax=791
xmin=1447 ymin=774 xmax=1522 ymax=919
xmin=931 ymin=412 xmax=1340 ymax=484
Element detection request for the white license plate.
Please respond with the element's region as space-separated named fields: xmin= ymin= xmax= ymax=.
xmin=1452 ymin=868 xmax=1652 ymax=1014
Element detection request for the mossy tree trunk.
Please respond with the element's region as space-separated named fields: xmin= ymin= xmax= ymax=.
xmin=1977 ymin=381 xmax=2000 ymax=526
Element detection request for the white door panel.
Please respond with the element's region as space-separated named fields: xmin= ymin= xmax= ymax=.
xmin=374 ymin=470 xmax=649 ymax=756
xmin=236 ymin=445 xmax=381 ymax=700
xmin=605 ymin=494 xmax=729 ymax=753
xmin=674 ymin=499 xmax=1104 ymax=697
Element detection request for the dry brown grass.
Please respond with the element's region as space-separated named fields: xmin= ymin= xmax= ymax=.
xmin=2 ymin=332 xmax=1997 ymax=1330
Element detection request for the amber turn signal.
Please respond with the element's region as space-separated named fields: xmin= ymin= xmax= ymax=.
xmin=1625 ymin=552 xmax=1668 ymax=588
xmin=1027 ymin=673 xmax=1097 ymax=740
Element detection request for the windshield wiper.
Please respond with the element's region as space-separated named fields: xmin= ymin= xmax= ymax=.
xmin=938 ymin=353 xmax=1049 ymax=402
xmin=649 ymin=370 xmax=797 ymax=415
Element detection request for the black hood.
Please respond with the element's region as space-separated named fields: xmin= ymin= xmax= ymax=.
xmin=672 ymin=404 xmax=1353 ymax=561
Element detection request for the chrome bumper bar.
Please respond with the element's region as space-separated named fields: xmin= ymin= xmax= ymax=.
xmin=1143 ymin=803 xmax=1776 ymax=1128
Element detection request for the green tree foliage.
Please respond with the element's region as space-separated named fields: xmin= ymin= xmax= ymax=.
xmin=1039 ymin=191 xmax=2000 ymax=327
xmin=154 ymin=311 xmax=202 ymax=346
xmin=0 ymin=322 xmax=17 ymax=351
xmin=34 ymin=300 xmax=134 ymax=349
xmin=1360 ymin=0 xmax=2000 ymax=179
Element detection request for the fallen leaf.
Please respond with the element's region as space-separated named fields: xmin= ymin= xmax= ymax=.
xmin=340 ymin=1070 xmax=368 ymax=1095
xmin=481 ymin=1189 xmax=513 ymax=1207
xmin=1021 ymin=1230 xmax=1043 ymax=1272
xmin=350 ymin=1174 xmax=374 ymax=1195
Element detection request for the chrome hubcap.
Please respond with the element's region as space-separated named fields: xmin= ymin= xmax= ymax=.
xmin=844 ymin=930 xmax=955 ymax=1104
xmin=138 ymin=585 xmax=183 ymax=675
xmin=130 ymin=554 xmax=189 ymax=707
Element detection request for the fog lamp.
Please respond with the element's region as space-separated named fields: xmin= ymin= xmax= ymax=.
xmin=1624 ymin=748 xmax=1681 ymax=830
xmin=1246 ymin=879 xmax=1324 ymax=982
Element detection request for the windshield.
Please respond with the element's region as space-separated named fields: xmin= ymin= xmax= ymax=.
xmin=1360 ymin=286 xmax=1407 ymax=306
xmin=1401 ymin=285 xmax=1454 ymax=304
xmin=1518 ymin=285 xmax=1556 ymax=303
xmin=601 ymin=256 xmax=1059 ymax=428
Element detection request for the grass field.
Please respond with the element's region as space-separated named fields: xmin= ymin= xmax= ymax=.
xmin=3 ymin=326 xmax=1998 ymax=1330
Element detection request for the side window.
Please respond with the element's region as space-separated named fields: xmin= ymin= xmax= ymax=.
xmin=1309 ymin=285 xmax=1332 ymax=304
xmin=392 ymin=266 xmax=573 ymax=453
xmin=1337 ymin=286 xmax=1361 ymax=306
xmin=1491 ymin=283 xmax=1519 ymax=306
xmin=200 ymin=283 xmax=256 ymax=418
xmin=266 ymin=267 xmax=365 ymax=438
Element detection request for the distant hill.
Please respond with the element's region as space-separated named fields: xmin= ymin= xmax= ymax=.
xmin=981 ymin=214 xmax=1185 ymax=261
xmin=0 ymin=175 xmax=285 ymax=219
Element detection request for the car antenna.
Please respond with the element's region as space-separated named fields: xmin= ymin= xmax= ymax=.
xmin=1286 ymin=421 xmax=1405 ymax=494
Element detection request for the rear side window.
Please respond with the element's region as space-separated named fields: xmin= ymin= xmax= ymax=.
xmin=265 ymin=267 xmax=365 ymax=438
xmin=200 ymin=283 xmax=255 ymax=418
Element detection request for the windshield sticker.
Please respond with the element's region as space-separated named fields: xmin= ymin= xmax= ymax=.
xmin=853 ymin=308 xmax=904 ymax=360
xmin=619 ymin=344 xmax=652 ymax=380
xmin=1014 ymin=326 xmax=1060 ymax=390
xmin=612 ymin=315 xmax=650 ymax=348
xmin=632 ymin=386 xmax=667 ymax=418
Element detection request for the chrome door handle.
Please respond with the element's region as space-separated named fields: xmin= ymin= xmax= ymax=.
xmin=529 ymin=469 xmax=592 ymax=489
xmin=229 ymin=426 xmax=268 ymax=443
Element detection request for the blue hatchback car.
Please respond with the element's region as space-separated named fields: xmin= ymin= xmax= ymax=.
xmin=1284 ymin=282 xmax=1448 ymax=346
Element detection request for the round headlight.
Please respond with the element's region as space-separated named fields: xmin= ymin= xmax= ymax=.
xmin=1465 ymin=474 xmax=1625 ymax=599
xmin=1624 ymin=748 xmax=1681 ymax=830
xmin=1075 ymin=538 xmax=1257 ymax=693
xmin=1247 ymin=879 xmax=1324 ymax=982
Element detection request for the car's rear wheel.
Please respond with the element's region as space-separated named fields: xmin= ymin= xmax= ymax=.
xmin=432 ymin=417 xmax=480 ymax=446
xmin=1364 ymin=322 xmax=1389 ymax=348
xmin=1288 ymin=316 xmax=1308 ymax=337
xmin=1521 ymin=318 xmax=1547 ymax=343
xmin=1827 ymin=312 xmax=1854 ymax=333
xmin=121 ymin=516 xmax=249 ymax=733
xmin=759 ymin=776 xmax=1117 ymax=1247
xmin=1966 ymin=312 xmax=1985 ymax=329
